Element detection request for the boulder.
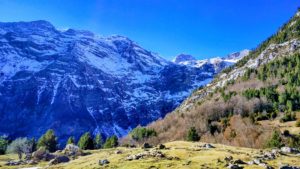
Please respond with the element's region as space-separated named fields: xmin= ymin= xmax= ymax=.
xmin=253 ymin=158 xmax=263 ymax=165
xmin=63 ymin=144 xmax=83 ymax=157
xmin=32 ymin=147 xmax=56 ymax=161
xmin=233 ymin=159 xmax=246 ymax=164
xmin=115 ymin=150 xmax=122 ymax=154
xmin=271 ymin=149 xmax=280 ymax=154
xmin=247 ymin=161 xmax=255 ymax=165
xmin=227 ymin=163 xmax=244 ymax=169
xmin=263 ymin=152 xmax=276 ymax=160
xmin=224 ymin=156 xmax=233 ymax=162
xmin=48 ymin=155 xmax=70 ymax=165
xmin=280 ymin=147 xmax=299 ymax=154
xmin=126 ymin=150 xmax=165 ymax=161
xmin=99 ymin=159 xmax=110 ymax=166
xmin=258 ymin=163 xmax=271 ymax=168
xmin=166 ymin=156 xmax=180 ymax=160
xmin=203 ymin=143 xmax=215 ymax=149
xmin=126 ymin=154 xmax=140 ymax=161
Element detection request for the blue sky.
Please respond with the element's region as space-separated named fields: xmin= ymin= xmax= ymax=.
xmin=0 ymin=0 xmax=299 ymax=60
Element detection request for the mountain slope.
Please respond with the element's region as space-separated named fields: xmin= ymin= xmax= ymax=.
xmin=0 ymin=20 xmax=239 ymax=143
xmin=140 ymin=9 xmax=300 ymax=148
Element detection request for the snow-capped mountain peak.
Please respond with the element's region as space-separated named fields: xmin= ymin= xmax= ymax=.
xmin=172 ymin=49 xmax=250 ymax=73
xmin=172 ymin=54 xmax=196 ymax=63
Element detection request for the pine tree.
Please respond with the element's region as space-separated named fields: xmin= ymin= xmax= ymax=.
xmin=77 ymin=132 xmax=94 ymax=150
xmin=187 ymin=127 xmax=200 ymax=142
xmin=67 ymin=136 xmax=75 ymax=145
xmin=0 ymin=137 xmax=8 ymax=155
xmin=37 ymin=129 xmax=57 ymax=152
xmin=94 ymin=133 xmax=103 ymax=149
xmin=30 ymin=138 xmax=37 ymax=152
xmin=103 ymin=135 xmax=118 ymax=149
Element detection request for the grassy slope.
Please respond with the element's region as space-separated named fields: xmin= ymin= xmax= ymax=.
xmin=1 ymin=141 xmax=300 ymax=169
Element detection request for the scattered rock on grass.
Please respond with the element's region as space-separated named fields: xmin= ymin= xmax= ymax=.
xmin=32 ymin=147 xmax=56 ymax=161
xmin=279 ymin=164 xmax=300 ymax=169
xmin=126 ymin=149 xmax=165 ymax=161
xmin=224 ymin=156 xmax=233 ymax=162
xmin=263 ymin=152 xmax=276 ymax=160
xmin=227 ymin=163 xmax=244 ymax=169
xmin=48 ymin=155 xmax=70 ymax=165
xmin=143 ymin=143 xmax=152 ymax=149
xmin=27 ymin=160 xmax=38 ymax=165
xmin=233 ymin=159 xmax=246 ymax=164
xmin=158 ymin=144 xmax=166 ymax=149
xmin=63 ymin=144 xmax=84 ymax=157
xmin=5 ymin=161 xmax=25 ymax=166
xmin=203 ymin=143 xmax=215 ymax=149
xmin=99 ymin=159 xmax=110 ymax=166
xmin=280 ymin=147 xmax=299 ymax=154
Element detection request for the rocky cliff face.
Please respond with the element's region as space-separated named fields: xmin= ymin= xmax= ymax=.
xmin=0 ymin=20 xmax=241 ymax=142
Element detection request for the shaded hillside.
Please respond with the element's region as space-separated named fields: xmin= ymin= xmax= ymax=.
xmin=126 ymin=9 xmax=300 ymax=148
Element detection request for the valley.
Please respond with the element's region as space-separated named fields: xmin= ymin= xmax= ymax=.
xmin=0 ymin=2 xmax=300 ymax=169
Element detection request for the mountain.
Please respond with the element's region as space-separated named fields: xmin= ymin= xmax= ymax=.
xmin=172 ymin=49 xmax=250 ymax=73
xmin=172 ymin=54 xmax=196 ymax=63
xmin=139 ymin=9 xmax=300 ymax=148
xmin=0 ymin=20 xmax=242 ymax=143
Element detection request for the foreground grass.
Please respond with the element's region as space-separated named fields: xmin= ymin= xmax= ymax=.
xmin=1 ymin=141 xmax=299 ymax=169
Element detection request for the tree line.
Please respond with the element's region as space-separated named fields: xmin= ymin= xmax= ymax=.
xmin=0 ymin=129 xmax=119 ymax=155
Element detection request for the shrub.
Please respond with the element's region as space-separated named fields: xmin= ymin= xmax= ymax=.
xmin=256 ymin=113 xmax=269 ymax=121
xmin=209 ymin=124 xmax=219 ymax=135
xmin=37 ymin=129 xmax=57 ymax=152
xmin=0 ymin=137 xmax=8 ymax=155
xmin=266 ymin=131 xmax=282 ymax=148
xmin=77 ymin=132 xmax=94 ymax=150
xmin=280 ymin=112 xmax=296 ymax=123
xmin=230 ymin=130 xmax=237 ymax=139
xmin=220 ymin=117 xmax=230 ymax=129
xmin=221 ymin=91 xmax=237 ymax=102
xmin=287 ymin=134 xmax=300 ymax=148
xmin=94 ymin=133 xmax=103 ymax=149
xmin=103 ymin=135 xmax=118 ymax=149
xmin=67 ymin=136 xmax=75 ymax=145
xmin=31 ymin=138 xmax=37 ymax=152
xmin=296 ymin=119 xmax=300 ymax=127
xmin=283 ymin=130 xmax=290 ymax=136
xmin=186 ymin=127 xmax=200 ymax=142
xmin=130 ymin=127 xmax=157 ymax=141
xmin=6 ymin=138 xmax=34 ymax=160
